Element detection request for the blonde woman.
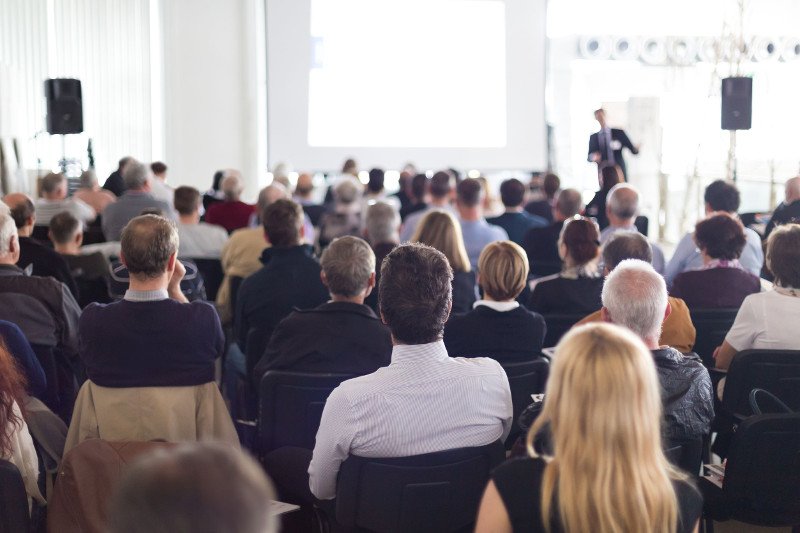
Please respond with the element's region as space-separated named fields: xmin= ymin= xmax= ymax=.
xmin=475 ymin=323 xmax=702 ymax=533
xmin=411 ymin=210 xmax=477 ymax=313
xmin=443 ymin=241 xmax=545 ymax=362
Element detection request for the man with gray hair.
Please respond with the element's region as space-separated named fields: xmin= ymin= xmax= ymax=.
xmin=601 ymin=259 xmax=712 ymax=470
xmin=601 ymin=183 xmax=665 ymax=273
xmin=101 ymin=160 xmax=175 ymax=241
xmin=363 ymin=202 xmax=400 ymax=311
xmin=79 ymin=215 xmax=223 ymax=387
xmin=34 ymin=172 xmax=96 ymax=226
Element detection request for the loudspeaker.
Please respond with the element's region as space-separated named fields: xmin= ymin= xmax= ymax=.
xmin=721 ymin=77 xmax=752 ymax=130
xmin=45 ymin=78 xmax=83 ymax=134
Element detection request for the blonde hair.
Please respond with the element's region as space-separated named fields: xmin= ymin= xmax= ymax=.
xmin=478 ymin=241 xmax=528 ymax=301
xmin=411 ymin=210 xmax=471 ymax=273
xmin=526 ymin=323 xmax=683 ymax=533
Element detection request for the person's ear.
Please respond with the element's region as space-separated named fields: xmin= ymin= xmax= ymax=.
xmin=119 ymin=251 xmax=127 ymax=267
xmin=320 ymin=270 xmax=329 ymax=288
xmin=663 ymin=301 xmax=672 ymax=322
xmin=75 ymin=232 xmax=84 ymax=247
xmin=27 ymin=215 xmax=35 ymax=227
xmin=166 ymin=252 xmax=177 ymax=273
xmin=263 ymin=228 xmax=271 ymax=244
xmin=362 ymin=272 xmax=376 ymax=298
xmin=380 ymin=310 xmax=387 ymax=325
xmin=299 ymin=224 xmax=305 ymax=240
xmin=600 ymin=306 xmax=611 ymax=323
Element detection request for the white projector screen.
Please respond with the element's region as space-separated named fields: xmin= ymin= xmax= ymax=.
xmin=266 ymin=0 xmax=547 ymax=171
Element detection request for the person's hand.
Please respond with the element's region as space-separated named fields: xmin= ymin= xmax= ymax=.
xmin=167 ymin=260 xmax=188 ymax=302
xmin=591 ymin=151 xmax=602 ymax=162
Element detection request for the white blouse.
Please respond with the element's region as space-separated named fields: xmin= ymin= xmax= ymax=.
xmin=3 ymin=400 xmax=45 ymax=506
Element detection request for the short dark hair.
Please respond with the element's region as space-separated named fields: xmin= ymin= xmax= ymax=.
xmin=121 ymin=215 xmax=178 ymax=279
xmin=262 ymin=199 xmax=303 ymax=248
xmin=704 ymin=180 xmax=740 ymax=213
xmin=173 ymin=186 xmax=200 ymax=216
xmin=8 ymin=198 xmax=35 ymax=229
xmin=543 ymin=173 xmax=560 ymax=198
xmin=602 ymin=232 xmax=652 ymax=270
xmin=150 ymin=161 xmax=167 ymax=175
xmin=379 ymin=243 xmax=453 ymax=344
xmin=561 ymin=217 xmax=600 ymax=265
xmin=456 ymin=178 xmax=483 ymax=208
xmin=499 ymin=179 xmax=526 ymax=207
xmin=411 ymin=173 xmax=428 ymax=201
xmin=48 ymin=211 xmax=81 ymax=245
xmin=694 ymin=213 xmax=746 ymax=260
xmin=367 ymin=168 xmax=385 ymax=193
xmin=429 ymin=171 xmax=453 ymax=199
xmin=40 ymin=172 xmax=66 ymax=194
xmin=766 ymin=224 xmax=800 ymax=288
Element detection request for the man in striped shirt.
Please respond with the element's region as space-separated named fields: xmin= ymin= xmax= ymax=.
xmin=308 ymin=242 xmax=513 ymax=500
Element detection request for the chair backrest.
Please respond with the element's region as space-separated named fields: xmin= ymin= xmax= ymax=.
xmin=664 ymin=437 xmax=704 ymax=475
xmin=335 ymin=440 xmax=506 ymax=533
xmin=689 ymin=308 xmax=739 ymax=367
xmin=723 ymin=413 xmax=800 ymax=518
xmin=246 ymin=326 xmax=275 ymax=379
xmin=501 ymin=358 xmax=550 ymax=447
xmin=723 ymin=350 xmax=800 ymax=417
xmin=31 ymin=343 xmax=77 ymax=423
xmin=542 ymin=313 xmax=587 ymax=348
xmin=229 ymin=275 xmax=244 ymax=320
xmin=189 ymin=258 xmax=224 ymax=302
xmin=258 ymin=371 xmax=355 ymax=455
xmin=0 ymin=459 xmax=30 ymax=533
xmin=634 ymin=215 xmax=649 ymax=236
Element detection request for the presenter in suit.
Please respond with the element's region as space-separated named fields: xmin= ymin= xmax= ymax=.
xmin=587 ymin=108 xmax=639 ymax=180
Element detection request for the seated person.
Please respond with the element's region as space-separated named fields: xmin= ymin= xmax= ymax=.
xmin=764 ymin=176 xmax=800 ymax=239
xmin=487 ymin=179 xmax=547 ymax=246
xmin=400 ymin=170 xmax=456 ymax=242
xmin=475 ymin=323 xmax=702 ymax=533
xmin=584 ymin=164 xmax=623 ymax=230
xmin=309 ymin=243 xmax=513 ymax=500
xmin=399 ymin=173 xmax=428 ymax=221
xmin=293 ymin=173 xmax=327 ymax=226
xmin=524 ymin=172 xmax=559 ymax=223
xmin=34 ymin=171 xmax=97 ymax=226
xmin=411 ymin=210 xmax=477 ymax=313
xmin=670 ymin=213 xmax=761 ymax=309
xmin=204 ymin=173 xmax=255 ymax=233
xmin=522 ymin=188 xmax=583 ymax=277
xmin=173 ymin=186 xmax=229 ymax=259
xmin=455 ymin=178 xmax=508 ymax=268
xmin=48 ymin=211 xmax=112 ymax=307
xmin=576 ymin=232 xmax=696 ymax=353
xmin=74 ymin=169 xmax=116 ymax=215
xmin=317 ymin=179 xmax=362 ymax=250
xmin=79 ymin=215 xmax=223 ymax=387
xmin=600 ymin=183 xmax=665 ymax=273
xmin=0 ymin=320 xmax=47 ymax=401
xmin=601 ymin=260 xmax=713 ymax=465
xmin=528 ymin=217 xmax=603 ymax=315
xmin=363 ymin=202 xmax=400 ymax=312
xmin=254 ymin=236 xmax=391 ymax=379
xmin=444 ymin=241 xmax=546 ymax=362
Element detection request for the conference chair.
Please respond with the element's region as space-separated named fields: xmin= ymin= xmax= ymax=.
xmin=689 ymin=308 xmax=739 ymax=367
xmin=0 ymin=460 xmax=30 ymax=533
xmin=189 ymin=258 xmax=224 ymax=302
xmin=31 ymin=343 xmax=78 ymax=423
xmin=501 ymin=358 xmax=550 ymax=447
xmin=634 ymin=214 xmax=649 ymax=236
xmin=542 ymin=313 xmax=587 ymax=348
xmin=664 ymin=437 xmax=704 ymax=475
xmin=315 ymin=440 xmax=505 ymax=533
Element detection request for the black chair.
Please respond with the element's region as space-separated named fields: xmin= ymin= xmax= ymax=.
xmin=0 ymin=459 xmax=30 ymax=533
xmin=634 ymin=214 xmax=649 ymax=236
xmin=542 ymin=313 xmax=586 ymax=348
xmin=501 ymin=358 xmax=549 ymax=447
xmin=689 ymin=308 xmax=739 ymax=367
xmin=664 ymin=437 xmax=704 ymax=474
xmin=720 ymin=350 xmax=800 ymax=419
xmin=318 ymin=440 xmax=506 ymax=533
xmin=246 ymin=326 xmax=275 ymax=382
xmin=700 ymin=413 xmax=800 ymax=531
xmin=190 ymin=258 xmax=224 ymax=302
xmin=258 ymin=371 xmax=356 ymax=456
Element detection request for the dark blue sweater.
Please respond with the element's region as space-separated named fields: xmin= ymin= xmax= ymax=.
xmin=0 ymin=320 xmax=47 ymax=398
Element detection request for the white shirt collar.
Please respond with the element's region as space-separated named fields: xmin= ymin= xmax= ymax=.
xmin=473 ymin=299 xmax=520 ymax=312
xmin=124 ymin=288 xmax=169 ymax=302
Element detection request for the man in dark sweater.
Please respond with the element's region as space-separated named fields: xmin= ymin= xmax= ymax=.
xmin=254 ymin=236 xmax=391 ymax=383
xmin=487 ymin=178 xmax=547 ymax=246
xmin=79 ymin=215 xmax=223 ymax=387
xmin=102 ymin=156 xmax=133 ymax=197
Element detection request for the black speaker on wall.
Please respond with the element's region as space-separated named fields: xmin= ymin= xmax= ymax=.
xmin=721 ymin=77 xmax=752 ymax=131
xmin=45 ymin=78 xmax=83 ymax=134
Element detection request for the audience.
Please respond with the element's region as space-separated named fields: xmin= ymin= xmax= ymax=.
xmin=0 ymin=320 xmax=47 ymax=402
xmin=671 ymin=213 xmax=761 ymax=309
xmin=665 ymin=179 xmax=763 ymax=285
xmin=4 ymin=193 xmax=78 ymax=297
xmin=576 ymin=232 xmax=696 ymax=353
xmin=148 ymin=161 xmax=174 ymax=204
xmin=254 ymin=236 xmax=391 ymax=380
xmin=476 ymin=323 xmax=702 ymax=533
xmin=454 ymin=178 xmax=508 ymax=268
xmin=528 ymin=217 xmax=603 ymax=314
xmin=363 ymin=167 xmax=400 ymax=211
xmin=205 ymin=174 xmax=254 ymax=233
xmin=399 ymin=173 xmax=428 ymax=221
xmin=74 ymin=169 xmax=117 ymax=215
xmin=400 ymin=170 xmax=455 ymax=241
xmin=109 ymin=443 xmax=277 ymax=533
xmin=173 ymin=186 xmax=229 ymax=259
xmin=294 ymin=173 xmax=326 ymax=226
xmin=318 ymin=178 xmax=362 ymax=249
xmin=412 ymin=210 xmax=477 ymax=313
xmin=202 ymin=170 xmax=226 ymax=212
xmin=102 ymin=160 xmax=175 ymax=241
xmin=103 ymin=156 xmax=133 ymax=197
xmin=584 ymin=165 xmax=624 ymax=230
xmin=522 ymin=188 xmax=583 ymax=277
xmin=487 ymin=178 xmax=547 ymax=246
xmin=444 ymin=241 xmax=545 ymax=362
xmin=309 ymin=243 xmax=513 ymax=500
xmin=79 ymin=215 xmax=223 ymax=387
xmin=524 ymin=172 xmax=560 ymax=223
xmin=35 ymin=172 xmax=96 ymax=226
xmin=363 ymin=201 xmax=400 ymax=311
xmin=764 ymin=175 xmax=800 ymax=239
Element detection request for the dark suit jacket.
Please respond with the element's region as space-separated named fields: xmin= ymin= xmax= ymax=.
xmin=486 ymin=212 xmax=548 ymax=246
xmin=18 ymin=237 xmax=79 ymax=299
xmin=524 ymin=199 xmax=554 ymax=223
xmin=764 ymin=199 xmax=800 ymax=239
xmin=522 ymin=221 xmax=564 ymax=277
xmin=584 ymin=190 xmax=610 ymax=230
xmin=253 ymin=301 xmax=392 ymax=384
xmin=443 ymin=305 xmax=546 ymax=363
xmin=528 ymin=275 xmax=604 ymax=315
xmin=588 ymin=128 xmax=638 ymax=178
xmin=452 ymin=270 xmax=478 ymax=314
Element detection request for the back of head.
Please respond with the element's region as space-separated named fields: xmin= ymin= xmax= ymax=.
xmin=321 ymin=236 xmax=375 ymax=297
xmin=342 ymin=158 xmax=357 ymax=175
xmin=528 ymin=322 xmax=678 ymax=533
xmin=108 ymin=443 xmax=277 ymax=533
xmin=704 ymin=179 xmax=740 ymax=213
xmin=785 ymin=176 xmax=800 ymax=203
xmin=555 ymin=188 xmax=582 ymax=219
xmin=173 ymin=186 xmax=201 ymax=216
xmin=221 ymin=175 xmax=243 ymax=201
xmin=79 ymin=170 xmax=98 ymax=189
xmin=410 ymin=173 xmax=428 ymax=201
xmin=118 ymin=156 xmax=134 ymax=171
xmin=694 ymin=213 xmax=745 ymax=260
xmin=0 ymin=213 xmax=19 ymax=260
xmin=766 ymin=223 xmax=800 ymax=289
xmin=40 ymin=172 xmax=66 ymax=197
xmin=429 ymin=171 xmax=453 ymax=199
xmin=456 ymin=177 xmax=483 ymax=208
xmin=122 ymin=160 xmax=150 ymax=190
xmin=367 ymin=168 xmax=385 ymax=193
xmin=543 ymin=173 xmax=561 ymax=198
xmin=379 ymin=243 xmax=453 ymax=344
xmin=606 ymin=183 xmax=639 ymax=220
xmin=499 ymin=179 xmax=526 ymax=208
xmin=256 ymin=184 xmax=289 ymax=223
xmin=601 ymin=259 xmax=667 ymax=342
xmin=295 ymin=173 xmax=314 ymax=196
xmin=334 ymin=179 xmax=361 ymax=205
xmin=49 ymin=212 xmax=82 ymax=245
xmin=5 ymin=195 xmax=35 ymax=229
xmin=150 ymin=161 xmax=167 ymax=175
xmin=600 ymin=165 xmax=623 ymax=192
xmin=602 ymin=232 xmax=652 ymax=270
xmin=478 ymin=241 xmax=528 ymax=301
xmin=365 ymin=201 xmax=400 ymax=244
xmin=262 ymin=199 xmax=303 ymax=248
xmin=560 ymin=217 xmax=600 ymax=266
xmin=412 ymin=210 xmax=471 ymax=273
xmin=120 ymin=215 xmax=178 ymax=279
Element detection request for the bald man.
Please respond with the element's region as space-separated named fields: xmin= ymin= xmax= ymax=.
xmin=764 ymin=176 xmax=800 ymax=240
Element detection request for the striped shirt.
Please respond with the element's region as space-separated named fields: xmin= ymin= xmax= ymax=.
xmin=308 ymin=340 xmax=513 ymax=499
xmin=34 ymin=197 xmax=96 ymax=225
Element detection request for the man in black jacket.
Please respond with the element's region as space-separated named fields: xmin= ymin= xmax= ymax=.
xmin=587 ymin=108 xmax=639 ymax=179
xmin=253 ymin=236 xmax=391 ymax=383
